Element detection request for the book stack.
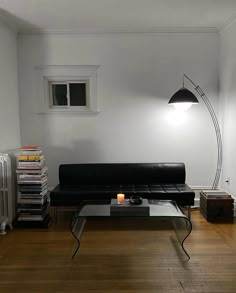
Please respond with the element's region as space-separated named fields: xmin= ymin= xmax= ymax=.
xmin=15 ymin=146 xmax=51 ymax=227
xmin=200 ymin=190 xmax=234 ymax=222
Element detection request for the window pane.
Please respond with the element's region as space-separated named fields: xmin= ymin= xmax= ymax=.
xmin=52 ymin=84 xmax=67 ymax=106
xmin=69 ymin=83 xmax=86 ymax=106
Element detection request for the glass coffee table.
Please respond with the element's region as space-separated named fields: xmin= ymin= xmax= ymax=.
xmin=71 ymin=199 xmax=192 ymax=260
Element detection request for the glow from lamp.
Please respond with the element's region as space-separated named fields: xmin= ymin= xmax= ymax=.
xmin=166 ymin=109 xmax=186 ymax=126
xmin=173 ymin=102 xmax=193 ymax=111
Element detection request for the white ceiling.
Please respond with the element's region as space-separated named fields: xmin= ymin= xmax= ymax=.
xmin=0 ymin=0 xmax=236 ymax=34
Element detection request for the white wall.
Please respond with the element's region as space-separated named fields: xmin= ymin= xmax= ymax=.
xmin=18 ymin=33 xmax=219 ymax=188
xmin=0 ymin=19 xmax=21 ymax=151
xmin=220 ymin=23 xmax=236 ymax=197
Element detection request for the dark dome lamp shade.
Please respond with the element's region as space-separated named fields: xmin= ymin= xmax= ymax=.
xmin=169 ymin=88 xmax=199 ymax=111
xmin=168 ymin=74 xmax=222 ymax=190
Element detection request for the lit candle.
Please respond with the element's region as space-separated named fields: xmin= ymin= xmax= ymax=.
xmin=117 ymin=193 xmax=125 ymax=203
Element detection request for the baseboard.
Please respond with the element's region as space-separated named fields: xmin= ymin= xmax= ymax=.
xmin=194 ymin=198 xmax=200 ymax=208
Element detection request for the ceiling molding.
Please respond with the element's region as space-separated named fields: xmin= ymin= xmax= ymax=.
xmin=17 ymin=26 xmax=218 ymax=36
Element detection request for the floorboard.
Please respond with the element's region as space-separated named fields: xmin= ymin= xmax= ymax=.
xmin=0 ymin=210 xmax=236 ymax=292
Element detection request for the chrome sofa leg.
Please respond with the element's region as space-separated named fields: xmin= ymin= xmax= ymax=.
xmin=187 ymin=206 xmax=191 ymax=220
xmin=52 ymin=207 xmax=58 ymax=224
xmin=179 ymin=206 xmax=191 ymax=220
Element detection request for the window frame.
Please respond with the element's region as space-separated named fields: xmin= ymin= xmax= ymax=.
xmin=48 ymin=79 xmax=89 ymax=110
xmin=35 ymin=65 xmax=99 ymax=116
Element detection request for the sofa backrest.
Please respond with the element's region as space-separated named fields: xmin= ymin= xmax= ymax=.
xmin=59 ymin=163 xmax=186 ymax=186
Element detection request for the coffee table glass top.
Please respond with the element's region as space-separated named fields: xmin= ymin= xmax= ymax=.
xmin=78 ymin=200 xmax=185 ymax=218
xmin=71 ymin=199 xmax=192 ymax=260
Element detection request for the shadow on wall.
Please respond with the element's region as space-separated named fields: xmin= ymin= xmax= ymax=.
xmin=45 ymin=139 xmax=103 ymax=187
xmin=0 ymin=8 xmax=41 ymax=32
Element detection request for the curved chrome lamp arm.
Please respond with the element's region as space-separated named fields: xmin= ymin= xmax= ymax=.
xmin=184 ymin=74 xmax=222 ymax=190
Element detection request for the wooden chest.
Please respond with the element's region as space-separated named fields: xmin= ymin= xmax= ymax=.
xmin=200 ymin=191 xmax=234 ymax=222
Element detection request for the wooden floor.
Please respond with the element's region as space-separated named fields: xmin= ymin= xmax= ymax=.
xmin=0 ymin=209 xmax=236 ymax=292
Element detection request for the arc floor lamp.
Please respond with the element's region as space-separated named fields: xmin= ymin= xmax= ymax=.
xmin=168 ymin=74 xmax=222 ymax=190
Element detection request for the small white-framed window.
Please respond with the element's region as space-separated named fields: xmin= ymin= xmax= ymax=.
xmin=49 ymin=80 xmax=88 ymax=109
xmin=35 ymin=65 xmax=99 ymax=115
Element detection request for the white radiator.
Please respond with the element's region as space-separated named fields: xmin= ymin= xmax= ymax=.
xmin=0 ymin=151 xmax=18 ymax=234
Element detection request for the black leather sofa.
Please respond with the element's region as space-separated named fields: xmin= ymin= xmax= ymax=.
xmin=50 ymin=163 xmax=195 ymax=212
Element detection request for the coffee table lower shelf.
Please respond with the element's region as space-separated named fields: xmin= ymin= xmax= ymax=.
xmin=71 ymin=200 xmax=192 ymax=260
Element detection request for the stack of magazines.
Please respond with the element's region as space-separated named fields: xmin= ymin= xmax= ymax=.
xmin=16 ymin=146 xmax=50 ymax=226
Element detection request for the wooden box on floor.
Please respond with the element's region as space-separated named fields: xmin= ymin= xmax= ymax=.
xmin=200 ymin=191 xmax=234 ymax=222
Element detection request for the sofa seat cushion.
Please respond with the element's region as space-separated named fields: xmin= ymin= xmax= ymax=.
xmin=50 ymin=183 xmax=194 ymax=206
